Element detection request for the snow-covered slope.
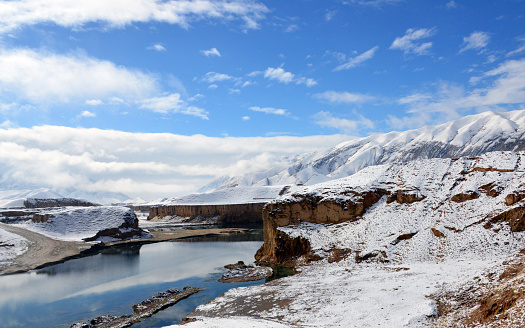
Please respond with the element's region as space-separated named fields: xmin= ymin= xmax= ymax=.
xmin=273 ymin=151 xmax=525 ymax=263
xmin=148 ymin=186 xmax=285 ymax=206
xmin=0 ymin=188 xmax=129 ymax=208
xmin=211 ymin=110 xmax=525 ymax=189
xmin=13 ymin=206 xmax=138 ymax=241
xmin=0 ymin=188 xmax=64 ymax=208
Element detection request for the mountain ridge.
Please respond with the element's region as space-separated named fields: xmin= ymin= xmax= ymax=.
xmin=210 ymin=110 xmax=525 ymax=190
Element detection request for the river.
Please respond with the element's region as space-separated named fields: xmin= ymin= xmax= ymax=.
xmin=0 ymin=231 xmax=264 ymax=328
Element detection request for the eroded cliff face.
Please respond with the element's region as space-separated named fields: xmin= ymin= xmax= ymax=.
xmin=148 ymin=203 xmax=265 ymax=225
xmin=255 ymin=189 xmax=396 ymax=267
xmin=255 ymin=151 xmax=525 ymax=268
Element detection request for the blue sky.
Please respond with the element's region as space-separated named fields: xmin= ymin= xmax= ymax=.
xmin=0 ymin=0 xmax=524 ymax=200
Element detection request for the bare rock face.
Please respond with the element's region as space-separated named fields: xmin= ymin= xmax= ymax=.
xmin=450 ymin=191 xmax=480 ymax=203
xmin=386 ymin=190 xmax=425 ymax=204
xmin=148 ymin=203 xmax=265 ymax=225
xmin=255 ymin=189 xmax=389 ymax=267
xmin=486 ymin=207 xmax=525 ymax=232
xmin=505 ymin=193 xmax=524 ymax=206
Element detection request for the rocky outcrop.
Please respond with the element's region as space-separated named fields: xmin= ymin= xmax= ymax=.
xmin=505 ymin=192 xmax=525 ymax=206
xmin=486 ymin=207 xmax=525 ymax=232
xmin=71 ymin=287 xmax=200 ymax=328
xmin=450 ymin=191 xmax=480 ymax=203
xmin=255 ymin=189 xmax=388 ymax=267
xmin=84 ymin=211 xmax=142 ymax=242
xmin=24 ymin=198 xmax=98 ymax=209
xmin=148 ymin=203 xmax=266 ymax=225
xmin=386 ymin=190 xmax=425 ymax=204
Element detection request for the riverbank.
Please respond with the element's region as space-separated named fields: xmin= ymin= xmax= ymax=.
xmin=0 ymin=223 xmax=252 ymax=275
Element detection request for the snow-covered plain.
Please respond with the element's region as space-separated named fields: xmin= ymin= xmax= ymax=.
xmin=180 ymin=151 xmax=525 ymax=327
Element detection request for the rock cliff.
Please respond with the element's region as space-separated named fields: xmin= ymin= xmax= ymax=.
xmin=148 ymin=203 xmax=266 ymax=225
xmin=255 ymin=151 xmax=525 ymax=267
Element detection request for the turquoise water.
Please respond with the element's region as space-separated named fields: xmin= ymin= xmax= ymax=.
xmin=0 ymin=232 xmax=264 ymax=328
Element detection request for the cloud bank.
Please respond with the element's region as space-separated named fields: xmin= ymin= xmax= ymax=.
xmin=0 ymin=0 xmax=269 ymax=33
xmin=0 ymin=126 xmax=349 ymax=200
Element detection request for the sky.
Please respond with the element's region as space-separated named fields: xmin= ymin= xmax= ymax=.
xmin=0 ymin=0 xmax=524 ymax=201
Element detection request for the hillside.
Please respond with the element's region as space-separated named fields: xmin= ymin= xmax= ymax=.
xmin=184 ymin=150 xmax=525 ymax=327
xmin=210 ymin=110 xmax=525 ymax=190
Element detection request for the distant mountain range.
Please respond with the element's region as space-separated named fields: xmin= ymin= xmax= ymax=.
xmin=206 ymin=110 xmax=525 ymax=191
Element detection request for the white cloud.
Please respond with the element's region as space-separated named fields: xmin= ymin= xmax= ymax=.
xmin=85 ymin=99 xmax=103 ymax=106
xmin=314 ymin=91 xmax=375 ymax=103
xmin=242 ymin=116 xmax=250 ymax=121
xmin=390 ymin=58 xmax=525 ymax=129
xmin=313 ymin=111 xmax=374 ymax=133
xmin=0 ymin=0 xmax=270 ymax=33
xmin=446 ymin=1 xmax=457 ymax=8
xmin=0 ymin=126 xmax=349 ymax=200
xmin=296 ymin=77 xmax=318 ymax=87
xmin=284 ymin=24 xmax=299 ymax=33
xmin=138 ymin=93 xmax=209 ymax=119
xmin=0 ymin=48 xmax=158 ymax=104
xmin=249 ymin=106 xmax=291 ymax=116
xmin=390 ymin=27 xmax=437 ymax=56
xmin=325 ymin=10 xmax=337 ymax=21
xmin=333 ymin=46 xmax=379 ymax=71
xmin=459 ymin=31 xmax=490 ymax=53
xmin=147 ymin=44 xmax=167 ymax=52
xmin=201 ymin=72 xmax=236 ymax=83
xmin=200 ymin=47 xmax=221 ymax=57
xmin=345 ymin=0 xmax=402 ymax=7
xmin=79 ymin=110 xmax=96 ymax=118
xmin=263 ymin=67 xmax=317 ymax=87
xmin=264 ymin=67 xmax=295 ymax=84
xmin=208 ymin=84 xmax=218 ymax=89
xmin=229 ymin=88 xmax=241 ymax=94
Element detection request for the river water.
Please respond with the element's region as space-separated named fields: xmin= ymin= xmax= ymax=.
xmin=0 ymin=231 xmax=264 ymax=328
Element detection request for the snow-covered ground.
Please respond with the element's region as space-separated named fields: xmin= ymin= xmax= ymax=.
xmin=147 ymin=186 xmax=285 ymax=206
xmin=12 ymin=206 xmax=137 ymax=241
xmin=0 ymin=228 xmax=30 ymax=268
xmin=177 ymin=151 xmax=525 ymax=327
xmin=184 ymin=258 xmax=505 ymax=328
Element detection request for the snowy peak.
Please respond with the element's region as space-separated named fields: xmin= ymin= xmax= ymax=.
xmin=213 ymin=110 xmax=525 ymax=189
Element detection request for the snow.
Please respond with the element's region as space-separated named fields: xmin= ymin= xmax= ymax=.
xmin=0 ymin=228 xmax=29 ymax=266
xmin=0 ymin=188 xmax=64 ymax=208
xmin=209 ymin=109 xmax=525 ymax=191
xmin=174 ymin=317 xmax=292 ymax=328
xmin=172 ymin=150 xmax=525 ymax=327
xmin=12 ymin=206 xmax=137 ymax=241
xmin=148 ymin=186 xmax=285 ymax=206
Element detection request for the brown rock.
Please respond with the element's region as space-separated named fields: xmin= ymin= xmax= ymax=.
xmin=148 ymin=203 xmax=265 ymax=224
xmin=487 ymin=206 xmax=525 ymax=232
xmin=451 ymin=191 xmax=480 ymax=203
xmin=505 ymin=193 xmax=523 ymax=206
xmin=431 ymin=228 xmax=445 ymax=238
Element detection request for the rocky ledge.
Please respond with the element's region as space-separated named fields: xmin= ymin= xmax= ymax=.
xmin=219 ymin=261 xmax=273 ymax=283
xmin=71 ymin=286 xmax=200 ymax=328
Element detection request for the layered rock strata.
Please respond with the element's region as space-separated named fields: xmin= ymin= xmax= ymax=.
xmin=148 ymin=203 xmax=266 ymax=225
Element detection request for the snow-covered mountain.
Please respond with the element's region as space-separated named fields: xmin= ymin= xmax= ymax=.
xmin=210 ymin=110 xmax=525 ymax=190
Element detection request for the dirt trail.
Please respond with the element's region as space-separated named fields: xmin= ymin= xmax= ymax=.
xmin=0 ymin=223 xmax=92 ymax=275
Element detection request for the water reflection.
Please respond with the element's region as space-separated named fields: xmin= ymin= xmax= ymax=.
xmin=0 ymin=236 xmax=263 ymax=328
